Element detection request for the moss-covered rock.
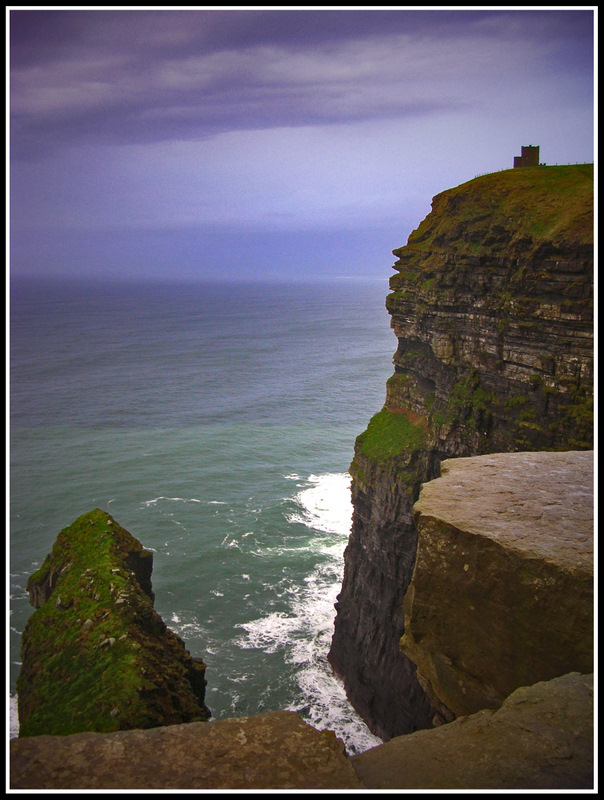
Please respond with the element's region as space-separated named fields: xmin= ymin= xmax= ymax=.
xmin=17 ymin=509 xmax=210 ymax=737
xmin=356 ymin=408 xmax=426 ymax=463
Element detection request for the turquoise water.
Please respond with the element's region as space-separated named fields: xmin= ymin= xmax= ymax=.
xmin=9 ymin=276 xmax=394 ymax=752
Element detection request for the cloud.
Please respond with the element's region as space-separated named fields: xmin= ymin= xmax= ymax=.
xmin=10 ymin=8 xmax=593 ymax=156
xmin=9 ymin=8 xmax=594 ymax=281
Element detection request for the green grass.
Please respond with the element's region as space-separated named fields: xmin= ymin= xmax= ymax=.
xmin=403 ymin=164 xmax=593 ymax=258
xmin=356 ymin=408 xmax=426 ymax=462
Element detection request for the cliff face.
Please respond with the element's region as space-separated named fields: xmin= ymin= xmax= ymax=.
xmin=328 ymin=164 xmax=594 ymax=739
xmin=17 ymin=509 xmax=210 ymax=737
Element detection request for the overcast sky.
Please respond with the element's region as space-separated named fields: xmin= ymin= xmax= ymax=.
xmin=9 ymin=7 xmax=595 ymax=283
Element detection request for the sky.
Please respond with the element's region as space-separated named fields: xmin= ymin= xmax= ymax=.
xmin=8 ymin=6 xmax=595 ymax=283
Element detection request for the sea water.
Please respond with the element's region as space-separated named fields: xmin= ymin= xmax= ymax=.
xmin=8 ymin=276 xmax=394 ymax=753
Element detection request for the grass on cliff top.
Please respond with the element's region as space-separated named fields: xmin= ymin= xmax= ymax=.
xmin=17 ymin=510 xmax=166 ymax=737
xmin=402 ymin=163 xmax=593 ymax=257
xmin=356 ymin=408 xmax=427 ymax=462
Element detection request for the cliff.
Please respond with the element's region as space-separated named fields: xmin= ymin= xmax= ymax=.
xmin=16 ymin=509 xmax=210 ymax=737
xmin=328 ymin=164 xmax=594 ymax=739
xmin=11 ymin=164 xmax=594 ymax=789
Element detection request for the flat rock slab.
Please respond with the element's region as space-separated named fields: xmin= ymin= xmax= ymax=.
xmin=402 ymin=450 xmax=593 ymax=717
xmin=10 ymin=711 xmax=363 ymax=790
xmin=352 ymin=672 xmax=593 ymax=790
xmin=414 ymin=450 xmax=593 ymax=568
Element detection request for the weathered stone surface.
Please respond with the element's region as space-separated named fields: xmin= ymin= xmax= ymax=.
xmin=402 ymin=451 xmax=593 ymax=718
xmin=11 ymin=675 xmax=593 ymax=790
xmin=10 ymin=711 xmax=363 ymax=790
xmin=17 ymin=509 xmax=210 ymax=737
xmin=351 ymin=672 xmax=593 ymax=790
xmin=329 ymin=165 xmax=593 ymax=738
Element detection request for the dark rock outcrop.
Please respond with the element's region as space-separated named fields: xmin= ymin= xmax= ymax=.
xmin=17 ymin=509 xmax=210 ymax=737
xmin=328 ymin=164 xmax=593 ymax=739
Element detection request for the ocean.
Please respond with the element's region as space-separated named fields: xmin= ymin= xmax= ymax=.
xmin=9 ymin=276 xmax=394 ymax=753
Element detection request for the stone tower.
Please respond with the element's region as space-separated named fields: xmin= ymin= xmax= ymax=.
xmin=514 ymin=145 xmax=540 ymax=168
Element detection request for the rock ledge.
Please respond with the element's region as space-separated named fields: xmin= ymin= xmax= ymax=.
xmin=402 ymin=450 xmax=593 ymax=719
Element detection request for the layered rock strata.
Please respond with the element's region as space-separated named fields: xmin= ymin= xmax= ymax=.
xmin=403 ymin=450 xmax=593 ymax=720
xmin=328 ymin=164 xmax=593 ymax=739
xmin=17 ymin=509 xmax=210 ymax=737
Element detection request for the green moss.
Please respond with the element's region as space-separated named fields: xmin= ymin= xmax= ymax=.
xmin=356 ymin=408 xmax=426 ymax=462
xmin=348 ymin=459 xmax=367 ymax=485
xmin=387 ymin=372 xmax=411 ymax=387
xmin=432 ymin=411 xmax=446 ymax=428
xmin=420 ymin=277 xmax=437 ymax=293
xmin=386 ymin=290 xmax=413 ymax=310
xmin=443 ymin=371 xmax=500 ymax=439
xmin=17 ymin=509 xmax=208 ymax=737
xmin=18 ymin=513 xmax=152 ymax=735
xmin=504 ymin=394 xmax=530 ymax=409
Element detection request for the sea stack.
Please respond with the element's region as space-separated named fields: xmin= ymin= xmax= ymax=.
xmin=17 ymin=509 xmax=211 ymax=737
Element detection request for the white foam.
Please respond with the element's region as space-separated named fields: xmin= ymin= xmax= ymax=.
xmin=235 ymin=611 xmax=301 ymax=654
xmin=289 ymin=666 xmax=383 ymax=755
xmin=9 ymin=695 xmax=19 ymax=739
xmin=287 ymin=473 xmax=352 ymax=536
xmin=233 ymin=471 xmax=380 ymax=754
xmin=141 ymin=496 xmax=204 ymax=507
xmin=220 ymin=534 xmax=241 ymax=550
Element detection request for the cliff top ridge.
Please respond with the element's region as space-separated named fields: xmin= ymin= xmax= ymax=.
xmin=399 ymin=163 xmax=593 ymax=260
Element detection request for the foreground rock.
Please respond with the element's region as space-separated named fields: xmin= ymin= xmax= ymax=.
xmin=17 ymin=509 xmax=210 ymax=737
xmin=351 ymin=672 xmax=593 ymax=790
xmin=401 ymin=451 xmax=593 ymax=720
xmin=10 ymin=711 xmax=363 ymax=790
xmin=11 ymin=674 xmax=592 ymax=790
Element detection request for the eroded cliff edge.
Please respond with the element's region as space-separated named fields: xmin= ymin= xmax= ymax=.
xmin=17 ymin=509 xmax=211 ymax=737
xmin=328 ymin=164 xmax=593 ymax=739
